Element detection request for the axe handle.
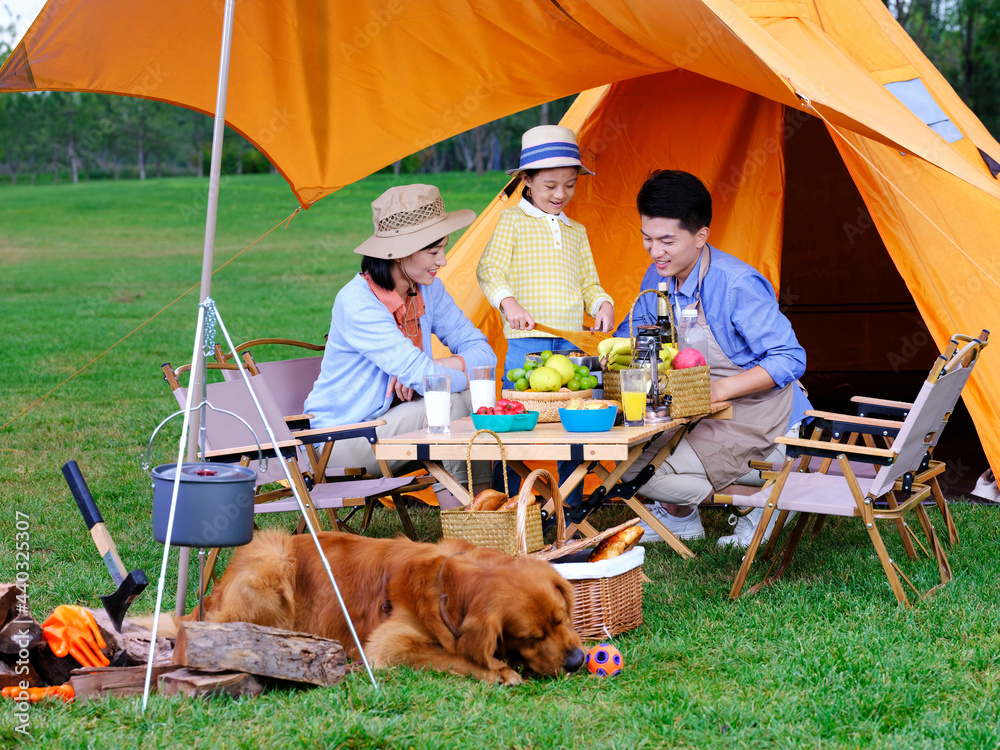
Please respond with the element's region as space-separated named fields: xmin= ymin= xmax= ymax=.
xmin=62 ymin=461 xmax=127 ymax=586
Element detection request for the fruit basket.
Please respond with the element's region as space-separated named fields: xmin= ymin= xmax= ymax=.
xmin=470 ymin=411 xmax=539 ymax=432
xmin=621 ymin=289 xmax=711 ymax=418
xmin=501 ymin=388 xmax=593 ymax=423
xmin=558 ymin=406 xmax=616 ymax=433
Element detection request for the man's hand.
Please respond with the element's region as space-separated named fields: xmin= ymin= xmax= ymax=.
xmin=592 ymin=301 xmax=615 ymax=332
xmin=386 ymin=376 xmax=414 ymax=403
xmin=41 ymin=605 xmax=110 ymax=667
xmin=500 ymin=297 xmax=535 ymax=331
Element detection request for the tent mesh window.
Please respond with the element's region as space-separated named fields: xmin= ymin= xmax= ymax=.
xmin=885 ymin=78 xmax=964 ymax=143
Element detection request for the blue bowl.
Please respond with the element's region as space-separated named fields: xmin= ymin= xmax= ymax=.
xmin=470 ymin=411 xmax=540 ymax=433
xmin=558 ymin=407 xmax=617 ymax=433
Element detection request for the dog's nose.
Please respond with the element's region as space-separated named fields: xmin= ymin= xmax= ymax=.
xmin=563 ymin=647 xmax=585 ymax=673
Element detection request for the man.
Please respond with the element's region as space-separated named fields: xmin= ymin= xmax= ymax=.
xmin=617 ymin=170 xmax=810 ymax=546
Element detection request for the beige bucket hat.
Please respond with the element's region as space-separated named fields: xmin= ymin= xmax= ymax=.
xmin=506 ymin=125 xmax=594 ymax=176
xmin=354 ymin=184 xmax=476 ymax=260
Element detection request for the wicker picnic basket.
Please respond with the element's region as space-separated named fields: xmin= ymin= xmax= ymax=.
xmin=439 ymin=429 xmax=544 ymax=556
xmin=531 ymin=516 xmax=647 ymax=639
xmin=617 ymin=288 xmax=711 ymax=419
xmin=549 ymin=546 xmax=646 ymax=639
xmin=500 ymin=388 xmax=593 ymax=423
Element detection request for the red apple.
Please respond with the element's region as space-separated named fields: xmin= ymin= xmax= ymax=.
xmin=672 ymin=348 xmax=707 ymax=369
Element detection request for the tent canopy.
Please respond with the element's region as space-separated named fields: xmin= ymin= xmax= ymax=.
xmin=2 ymin=0 xmax=998 ymax=473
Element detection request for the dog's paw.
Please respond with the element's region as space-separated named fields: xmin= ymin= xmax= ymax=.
xmin=496 ymin=667 xmax=523 ymax=686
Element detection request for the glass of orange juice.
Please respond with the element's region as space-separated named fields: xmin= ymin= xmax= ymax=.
xmin=621 ymin=369 xmax=648 ymax=427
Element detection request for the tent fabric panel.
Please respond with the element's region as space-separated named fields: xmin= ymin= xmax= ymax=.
xmin=829 ymin=129 xmax=1000 ymax=475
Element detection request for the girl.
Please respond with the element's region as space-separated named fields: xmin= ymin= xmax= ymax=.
xmin=477 ymin=126 xmax=614 ymax=504
xmin=477 ymin=125 xmax=614 ymax=377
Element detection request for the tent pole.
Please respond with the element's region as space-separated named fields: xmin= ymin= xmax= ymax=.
xmin=176 ymin=0 xmax=238 ymax=618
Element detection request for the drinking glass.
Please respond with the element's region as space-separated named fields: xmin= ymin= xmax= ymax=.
xmin=469 ymin=365 xmax=497 ymax=413
xmin=423 ymin=374 xmax=451 ymax=434
xmin=620 ymin=369 xmax=647 ymax=427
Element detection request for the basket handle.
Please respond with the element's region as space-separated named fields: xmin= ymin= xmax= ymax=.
xmin=627 ymin=288 xmax=675 ymax=348
xmin=466 ymin=428 xmax=508 ymax=501
xmin=516 ymin=469 xmax=564 ymax=555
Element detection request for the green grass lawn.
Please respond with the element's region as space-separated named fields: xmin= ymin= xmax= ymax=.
xmin=2 ymin=174 xmax=1000 ymax=749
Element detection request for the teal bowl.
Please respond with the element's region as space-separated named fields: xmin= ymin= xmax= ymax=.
xmin=470 ymin=411 xmax=540 ymax=433
xmin=558 ymin=407 xmax=617 ymax=433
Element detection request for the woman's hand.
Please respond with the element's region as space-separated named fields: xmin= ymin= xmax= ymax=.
xmin=500 ymin=297 xmax=535 ymax=331
xmin=592 ymin=301 xmax=615 ymax=332
xmin=386 ymin=375 xmax=414 ymax=403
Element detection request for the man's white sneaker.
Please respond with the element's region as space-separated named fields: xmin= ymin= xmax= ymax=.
xmin=716 ymin=506 xmax=795 ymax=548
xmin=637 ymin=504 xmax=705 ymax=542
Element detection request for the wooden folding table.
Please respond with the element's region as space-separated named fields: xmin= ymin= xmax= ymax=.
xmin=375 ymin=402 xmax=731 ymax=559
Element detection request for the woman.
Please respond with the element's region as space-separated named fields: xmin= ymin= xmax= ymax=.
xmin=305 ymin=184 xmax=496 ymax=497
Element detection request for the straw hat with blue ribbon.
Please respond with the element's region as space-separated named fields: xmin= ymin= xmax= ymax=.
xmin=506 ymin=125 xmax=594 ymax=176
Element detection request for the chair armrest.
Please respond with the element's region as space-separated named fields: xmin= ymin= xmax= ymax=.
xmin=849 ymin=395 xmax=912 ymax=419
xmin=205 ymin=438 xmax=302 ymax=462
xmin=295 ymin=419 xmax=388 ymax=445
xmin=776 ymin=436 xmax=896 ymax=465
xmin=805 ymin=410 xmax=904 ymax=440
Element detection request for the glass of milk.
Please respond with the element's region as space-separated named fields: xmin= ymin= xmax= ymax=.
xmin=422 ymin=374 xmax=451 ymax=434
xmin=469 ymin=365 xmax=496 ymax=413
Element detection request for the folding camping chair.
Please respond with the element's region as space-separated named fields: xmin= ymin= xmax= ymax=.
xmin=212 ymin=337 xmax=325 ymax=429
xmin=717 ymin=331 xmax=987 ymax=605
xmin=160 ymin=364 xmax=431 ymax=589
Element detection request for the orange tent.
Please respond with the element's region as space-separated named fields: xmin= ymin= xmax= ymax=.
xmin=2 ymin=0 xmax=998 ymax=473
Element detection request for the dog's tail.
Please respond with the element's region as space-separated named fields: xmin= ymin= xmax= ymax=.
xmin=203 ymin=528 xmax=299 ymax=630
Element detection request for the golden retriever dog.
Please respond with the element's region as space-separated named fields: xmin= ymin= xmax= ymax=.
xmin=195 ymin=529 xmax=585 ymax=685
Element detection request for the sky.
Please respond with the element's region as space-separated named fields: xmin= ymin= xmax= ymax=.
xmin=3 ymin=0 xmax=46 ymax=36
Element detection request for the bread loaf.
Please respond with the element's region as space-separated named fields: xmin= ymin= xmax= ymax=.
xmin=470 ymin=489 xmax=508 ymax=511
xmin=502 ymin=494 xmax=539 ymax=510
xmin=587 ymin=525 xmax=644 ymax=562
xmin=583 ymin=399 xmax=608 ymax=410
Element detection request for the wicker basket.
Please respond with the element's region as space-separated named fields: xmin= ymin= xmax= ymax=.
xmin=602 ymin=370 xmax=621 ymax=401
xmin=439 ymin=429 xmax=545 ymax=556
xmin=500 ymin=388 xmax=593 ymax=423
xmin=550 ymin=546 xmax=645 ymax=639
xmin=620 ymin=288 xmax=711 ymax=419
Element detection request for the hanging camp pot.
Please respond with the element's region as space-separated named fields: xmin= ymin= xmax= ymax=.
xmin=144 ymin=406 xmax=264 ymax=548
xmin=150 ymin=463 xmax=256 ymax=547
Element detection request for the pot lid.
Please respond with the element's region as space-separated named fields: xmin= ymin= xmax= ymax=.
xmin=152 ymin=462 xmax=256 ymax=482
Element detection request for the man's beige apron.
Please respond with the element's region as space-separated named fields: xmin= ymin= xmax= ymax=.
xmin=676 ymin=247 xmax=794 ymax=490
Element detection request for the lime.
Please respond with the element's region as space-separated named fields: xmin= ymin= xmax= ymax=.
xmin=567 ymin=378 xmax=581 ymax=391
xmin=515 ymin=377 xmax=529 ymax=391
xmin=506 ymin=368 xmax=525 ymax=383
xmin=540 ymin=350 xmax=553 ymax=361
xmin=523 ymin=360 xmax=537 ymax=371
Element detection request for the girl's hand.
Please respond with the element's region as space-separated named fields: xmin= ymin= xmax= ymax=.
xmin=500 ymin=297 xmax=535 ymax=331
xmin=386 ymin=376 xmax=414 ymax=402
xmin=592 ymin=302 xmax=615 ymax=332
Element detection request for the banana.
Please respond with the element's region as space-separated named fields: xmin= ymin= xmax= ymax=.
xmin=610 ymin=352 xmax=632 ymax=366
xmin=598 ymin=337 xmax=632 ymax=357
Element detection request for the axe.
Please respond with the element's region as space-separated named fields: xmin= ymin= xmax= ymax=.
xmin=62 ymin=461 xmax=148 ymax=632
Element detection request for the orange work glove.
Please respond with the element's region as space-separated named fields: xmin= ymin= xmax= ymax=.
xmin=1 ymin=685 xmax=74 ymax=703
xmin=41 ymin=605 xmax=110 ymax=668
